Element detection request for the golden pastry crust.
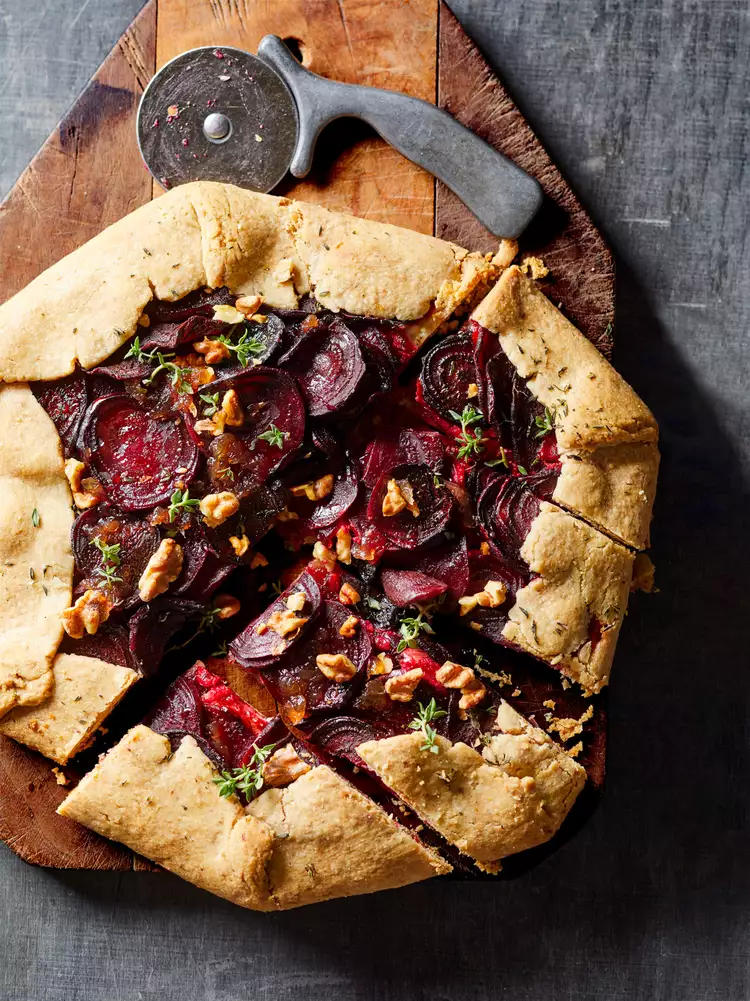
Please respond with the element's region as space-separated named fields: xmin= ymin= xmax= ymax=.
xmin=0 ymin=653 xmax=138 ymax=764
xmin=471 ymin=266 xmax=659 ymax=548
xmin=0 ymin=182 xmax=494 ymax=383
xmin=0 ymin=385 xmax=73 ymax=718
xmin=357 ymin=701 xmax=585 ymax=863
xmin=502 ymin=502 xmax=634 ymax=693
xmin=59 ymin=726 xmax=449 ymax=910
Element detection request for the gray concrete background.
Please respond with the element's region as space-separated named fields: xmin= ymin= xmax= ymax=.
xmin=0 ymin=2 xmax=748 ymax=999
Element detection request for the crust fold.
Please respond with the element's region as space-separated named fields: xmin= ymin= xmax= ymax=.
xmin=472 ymin=266 xmax=659 ymax=548
xmin=0 ymin=385 xmax=73 ymax=717
xmin=357 ymin=702 xmax=586 ymax=863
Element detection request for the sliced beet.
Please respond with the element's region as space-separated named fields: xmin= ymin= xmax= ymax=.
xmin=81 ymin=394 xmax=199 ymax=511
xmin=140 ymin=314 xmax=225 ymax=352
xmin=360 ymin=429 xmax=446 ymax=489
xmin=127 ymin=597 xmax=203 ymax=675
xmin=32 ymin=374 xmax=88 ymax=457
xmin=382 ymin=537 xmax=469 ymax=601
xmin=173 ymin=527 xmax=236 ymax=601
xmin=90 ymin=358 xmax=154 ymax=382
xmin=71 ymin=505 xmax=160 ymax=608
xmin=304 ymin=715 xmax=396 ymax=767
xmin=475 ymin=473 xmax=542 ymax=567
xmin=204 ymin=368 xmax=305 ymax=493
xmin=229 ymin=571 xmax=321 ymax=668
xmin=367 ymin=463 xmax=454 ymax=551
xmin=63 ymin=623 xmax=135 ymax=670
xmin=379 ymin=569 xmax=448 ymax=607
xmin=459 ymin=549 xmax=531 ymax=644
xmin=419 ymin=333 xmax=478 ymax=422
xmin=259 ymin=600 xmax=372 ymax=723
xmin=282 ymin=319 xmax=366 ymax=417
xmin=146 ymin=287 xmax=234 ymax=323
xmin=304 ymin=463 xmax=359 ymax=531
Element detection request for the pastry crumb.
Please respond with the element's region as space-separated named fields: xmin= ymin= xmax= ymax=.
xmin=519 ymin=255 xmax=549 ymax=279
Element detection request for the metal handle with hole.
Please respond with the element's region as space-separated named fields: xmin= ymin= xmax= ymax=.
xmin=258 ymin=34 xmax=542 ymax=239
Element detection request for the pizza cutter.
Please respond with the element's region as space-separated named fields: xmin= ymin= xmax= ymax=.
xmin=137 ymin=37 xmax=542 ymax=240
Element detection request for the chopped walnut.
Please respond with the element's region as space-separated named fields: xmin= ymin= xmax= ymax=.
xmin=194 ymin=413 xmax=227 ymax=437
xmin=459 ymin=676 xmax=487 ymax=711
xmin=61 ymin=589 xmax=111 ymax=639
xmin=213 ymin=593 xmax=241 ymax=619
xmin=461 ymin=580 xmax=507 ymax=613
xmin=212 ymin=304 xmax=246 ymax=324
xmin=339 ymin=615 xmax=359 ymax=637
xmin=382 ymin=478 xmax=420 ymax=518
xmin=368 ymin=652 xmax=393 ymax=676
xmin=137 ymin=313 xmax=151 ymax=328
xmin=221 ymin=390 xmax=244 ymax=427
xmin=286 ymin=591 xmax=307 ymax=612
xmin=467 ymin=383 xmax=479 ymax=399
xmin=234 ymin=294 xmax=263 ymax=317
xmin=249 ymin=552 xmax=268 ymax=569
xmin=138 ymin=539 xmax=184 ymax=601
xmin=200 ymin=491 xmax=240 ymax=528
xmin=335 ymin=527 xmax=352 ymax=565
xmin=385 ymin=668 xmax=423 ymax=702
xmin=458 ymin=595 xmax=479 ymax=616
xmin=229 ymin=534 xmax=250 ymax=557
xmin=479 ymin=541 xmax=491 ymax=556
xmin=258 ymin=608 xmax=309 ymax=638
xmin=193 ymin=338 xmax=231 ymax=365
xmin=290 ymin=474 xmax=334 ymax=502
xmin=316 ymin=653 xmax=357 ymax=683
xmin=312 ymin=541 xmax=337 ymax=566
xmin=262 ymin=744 xmax=311 ymax=787
xmin=339 ymin=582 xmax=360 ymax=605
xmin=64 ymin=458 xmax=104 ymax=510
xmin=436 ymin=660 xmax=475 ymax=690
xmin=483 ymin=580 xmax=508 ymax=606
xmin=51 ymin=767 xmax=69 ymax=786
xmin=276 ymin=509 xmax=299 ymax=523
xmin=519 ymin=255 xmax=549 ymax=280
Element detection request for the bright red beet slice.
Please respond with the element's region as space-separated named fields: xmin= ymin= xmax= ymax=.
xmin=419 ymin=333 xmax=478 ymax=422
xmin=282 ymin=319 xmax=366 ymax=417
xmin=382 ymin=537 xmax=469 ymax=601
xmin=259 ymin=600 xmax=372 ymax=723
xmin=304 ymin=463 xmax=359 ymax=530
xmin=360 ymin=429 xmax=446 ymax=489
xmin=32 ymin=374 xmax=88 ymax=457
xmin=204 ymin=368 xmax=305 ymax=492
xmin=368 ymin=463 xmax=454 ymax=551
xmin=380 ymin=569 xmax=448 ymax=607
xmin=475 ymin=472 xmax=541 ymax=568
xmin=229 ymin=571 xmax=321 ymax=668
xmin=81 ymin=395 xmax=199 ymax=511
xmin=72 ymin=505 xmax=160 ymax=609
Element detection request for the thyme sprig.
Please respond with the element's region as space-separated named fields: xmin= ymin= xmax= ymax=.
xmin=256 ymin=423 xmax=287 ymax=449
xmin=213 ymin=744 xmax=277 ymax=799
xmin=217 ymin=328 xmax=267 ymax=367
xmin=396 ymin=611 xmax=435 ymax=653
xmin=125 ymin=337 xmax=192 ymax=394
xmin=91 ymin=537 xmax=123 ymax=586
xmin=199 ymin=391 xmax=220 ymax=416
xmin=449 ymin=405 xmax=486 ymax=461
xmin=408 ymin=698 xmax=448 ymax=754
xmin=533 ymin=406 xmax=556 ymax=438
xmin=167 ymin=487 xmax=201 ymax=523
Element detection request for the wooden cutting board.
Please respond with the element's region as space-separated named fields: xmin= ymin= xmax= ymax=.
xmin=0 ymin=0 xmax=613 ymax=872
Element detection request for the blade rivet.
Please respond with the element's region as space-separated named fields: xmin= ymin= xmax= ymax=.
xmin=203 ymin=112 xmax=232 ymax=142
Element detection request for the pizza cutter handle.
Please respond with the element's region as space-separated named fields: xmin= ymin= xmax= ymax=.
xmin=258 ymin=34 xmax=542 ymax=239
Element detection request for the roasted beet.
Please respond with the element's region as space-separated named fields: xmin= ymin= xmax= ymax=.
xmin=172 ymin=527 xmax=236 ymax=601
xmin=32 ymin=374 xmax=88 ymax=457
xmin=304 ymin=715 xmax=396 ymax=767
xmin=379 ymin=569 xmax=448 ymax=607
xmin=71 ymin=505 xmax=160 ymax=608
xmin=229 ymin=571 xmax=321 ymax=667
xmin=146 ymin=287 xmax=234 ymax=323
xmin=382 ymin=537 xmax=469 ymax=601
xmin=81 ymin=394 xmax=199 ymax=511
xmin=141 ymin=314 xmax=224 ymax=352
xmin=460 ymin=549 xmax=531 ymax=644
xmin=259 ymin=600 xmax=372 ymax=723
xmin=282 ymin=319 xmax=366 ymax=417
xmin=90 ymin=358 xmax=154 ymax=382
xmin=419 ymin=334 xmax=478 ymax=422
xmin=128 ymin=598 xmax=203 ymax=675
xmin=303 ymin=463 xmax=359 ymax=531
xmin=360 ymin=429 xmax=446 ymax=489
xmin=368 ymin=463 xmax=454 ymax=551
xmin=63 ymin=623 xmax=136 ymax=670
xmin=475 ymin=473 xmax=541 ymax=566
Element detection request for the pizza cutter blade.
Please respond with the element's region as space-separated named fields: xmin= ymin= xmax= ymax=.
xmin=137 ymin=38 xmax=542 ymax=239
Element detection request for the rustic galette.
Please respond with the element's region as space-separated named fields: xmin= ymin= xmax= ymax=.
xmin=0 ymin=181 xmax=658 ymax=909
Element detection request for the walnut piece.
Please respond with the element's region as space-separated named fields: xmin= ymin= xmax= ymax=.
xmin=212 ymin=304 xmax=246 ymax=324
xmin=234 ymin=294 xmax=263 ymax=317
xmin=339 ymin=582 xmax=360 ymax=605
xmin=286 ymin=591 xmax=307 ymax=612
xmin=316 ymin=653 xmax=358 ymax=683
xmin=384 ymin=668 xmax=423 ymax=702
xmin=229 ymin=534 xmax=250 ymax=557
xmin=200 ymin=491 xmax=240 ymax=528
xmin=213 ymin=593 xmax=241 ymax=619
xmin=257 ymin=609 xmax=308 ymax=638
xmin=249 ymin=552 xmax=268 ymax=569
xmin=436 ymin=660 xmax=487 ymax=712
xmin=467 ymin=383 xmax=479 ymax=399
xmin=335 ymin=527 xmax=352 ymax=565
xmin=312 ymin=541 xmax=337 ymax=566
xmin=64 ymin=458 xmax=104 ymax=510
xmin=460 ymin=579 xmax=508 ymax=614
xmin=459 ymin=676 xmax=487 ymax=711
xmin=61 ymin=589 xmax=112 ymax=639
xmin=193 ymin=338 xmax=231 ymax=365
xmin=339 ymin=615 xmax=359 ymax=638
xmin=290 ymin=474 xmax=334 ymax=501
xmin=138 ymin=539 xmax=184 ymax=601
xmin=382 ymin=478 xmax=420 ymax=518
xmin=262 ymin=744 xmax=311 ymax=788
xmin=368 ymin=652 xmax=393 ymax=677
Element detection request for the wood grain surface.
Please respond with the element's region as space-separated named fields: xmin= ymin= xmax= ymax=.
xmin=0 ymin=0 xmax=612 ymax=871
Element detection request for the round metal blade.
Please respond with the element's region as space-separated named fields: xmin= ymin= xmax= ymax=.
xmin=137 ymin=46 xmax=299 ymax=192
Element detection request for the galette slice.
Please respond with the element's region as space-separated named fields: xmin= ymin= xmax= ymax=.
xmin=58 ymin=662 xmax=449 ymax=910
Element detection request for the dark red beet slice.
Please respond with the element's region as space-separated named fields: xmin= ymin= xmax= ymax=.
xmin=419 ymin=333 xmax=478 ymax=422
xmin=368 ymin=463 xmax=454 ymax=551
xmin=475 ymin=472 xmax=541 ymax=567
xmin=379 ymin=569 xmax=447 ymax=607
xmin=382 ymin=537 xmax=469 ymax=601
xmin=146 ymin=287 xmax=234 ymax=323
xmin=304 ymin=463 xmax=359 ymax=530
xmin=32 ymin=374 xmax=88 ymax=457
xmin=62 ymin=623 xmax=136 ymax=670
xmin=128 ymin=598 xmax=203 ymax=675
xmin=282 ymin=319 xmax=366 ymax=417
xmin=229 ymin=571 xmax=321 ymax=668
xmin=81 ymin=395 xmax=199 ymax=511
xmin=304 ymin=715 xmax=396 ymax=767
xmin=90 ymin=358 xmax=154 ymax=382
xmin=204 ymin=368 xmax=305 ymax=493
xmin=259 ymin=600 xmax=372 ymax=723
xmin=459 ymin=549 xmax=531 ymax=644
xmin=140 ymin=314 xmax=224 ymax=352
xmin=72 ymin=505 xmax=160 ymax=609
xmin=172 ymin=527 xmax=236 ymax=602
xmin=360 ymin=429 xmax=446 ymax=489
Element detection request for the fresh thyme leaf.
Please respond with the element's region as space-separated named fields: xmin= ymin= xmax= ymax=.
xmin=31 ymin=508 xmax=40 ymax=528
xmin=217 ymin=327 xmax=267 ymax=367
xmin=256 ymin=423 xmax=286 ymax=449
xmin=533 ymin=406 xmax=555 ymax=438
xmin=142 ymin=351 xmax=192 ymax=394
xmin=517 ymin=465 xmax=528 ymax=476
xmin=90 ymin=537 xmax=123 ymax=585
xmin=124 ymin=336 xmax=156 ymax=363
xmin=396 ymin=612 xmax=434 ymax=653
xmin=167 ymin=487 xmax=200 ymax=523
xmin=485 ymin=448 xmax=509 ymax=469
xmin=449 ymin=405 xmax=486 ymax=462
xmin=448 ymin=405 xmax=483 ymax=429
xmin=407 ymin=698 xmax=448 ymax=754
xmin=199 ymin=391 xmax=220 ymax=416
xmin=211 ymin=640 xmax=229 ymax=657
xmin=212 ymin=743 xmax=278 ymax=799
xmin=365 ymin=596 xmax=382 ymax=611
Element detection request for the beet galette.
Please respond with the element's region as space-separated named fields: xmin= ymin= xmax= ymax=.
xmin=0 ymin=182 xmax=657 ymax=910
